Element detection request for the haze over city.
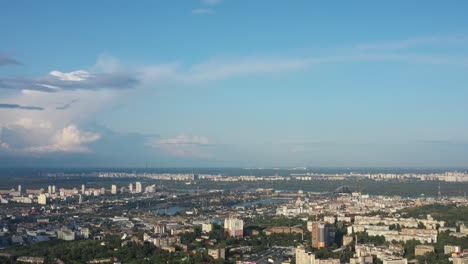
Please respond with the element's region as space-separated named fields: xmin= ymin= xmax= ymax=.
xmin=1 ymin=1 xmax=468 ymax=168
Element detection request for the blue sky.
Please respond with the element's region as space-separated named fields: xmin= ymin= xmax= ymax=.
xmin=1 ymin=0 xmax=468 ymax=167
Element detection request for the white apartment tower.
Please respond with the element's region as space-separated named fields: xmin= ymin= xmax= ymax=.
xmin=224 ymin=216 xmax=243 ymax=237
xmin=111 ymin=184 xmax=117 ymax=194
xmin=135 ymin=182 xmax=142 ymax=193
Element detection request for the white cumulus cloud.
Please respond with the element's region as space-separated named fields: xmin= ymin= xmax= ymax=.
xmin=25 ymin=125 xmax=100 ymax=153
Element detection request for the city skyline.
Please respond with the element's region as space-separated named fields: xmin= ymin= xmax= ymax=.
xmin=1 ymin=1 xmax=468 ymax=167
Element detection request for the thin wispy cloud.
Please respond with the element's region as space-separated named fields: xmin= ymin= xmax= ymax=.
xmin=56 ymin=99 xmax=79 ymax=110
xmin=308 ymin=53 xmax=468 ymax=66
xmin=356 ymin=35 xmax=468 ymax=50
xmin=5 ymin=35 xmax=468 ymax=94
xmin=0 ymin=55 xmax=21 ymax=66
xmin=2 ymin=34 xmax=468 ymax=161
xmin=193 ymin=0 xmax=223 ymax=15
xmin=0 ymin=70 xmax=138 ymax=93
xmin=0 ymin=103 xmax=44 ymax=111
xmin=192 ymin=8 xmax=215 ymax=15
xmin=141 ymin=56 xmax=310 ymax=85
xmin=186 ymin=57 xmax=310 ymax=82
xmin=202 ymin=0 xmax=223 ymax=5
xmin=147 ymin=135 xmax=213 ymax=158
xmin=1 ymin=42 xmax=467 ymax=106
xmin=141 ymin=52 xmax=468 ymax=86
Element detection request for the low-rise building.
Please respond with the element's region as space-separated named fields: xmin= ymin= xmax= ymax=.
xmin=202 ymin=223 xmax=212 ymax=233
xmin=57 ymin=227 xmax=75 ymax=241
xmin=382 ymin=258 xmax=407 ymax=264
xmin=452 ymin=251 xmax=468 ymax=264
xmin=144 ymin=233 xmax=180 ymax=248
xmin=208 ymin=248 xmax=225 ymax=260
xmin=88 ymin=258 xmax=116 ymax=263
xmin=343 ymin=235 xmax=354 ymax=246
xmin=415 ymin=244 xmax=434 ymax=256
xmin=444 ymin=245 xmax=461 ymax=255
xmin=350 ymin=255 xmax=373 ymax=264
xmin=16 ymin=257 xmax=45 ymax=264
xmin=349 ymin=255 xmax=374 ymax=264
xmin=295 ymin=246 xmax=340 ymax=264
xmin=264 ymin=226 xmax=303 ymax=235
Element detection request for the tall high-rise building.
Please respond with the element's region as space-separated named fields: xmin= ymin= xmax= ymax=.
xmin=18 ymin=185 xmax=22 ymax=194
xmin=224 ymin=216 xmax=243 ymax=237
xmin=311 ymin=222 xmax=329 ymax=249
xmin=48 ymin=185 xmax=52 ymax=194
xmin=81 ymin=184 xmax=85 ymax=194
xmin=129 ymin=183 xmax=133 ymax=193
xmin=135 ymin=182 xmax=142 ymax=193
xmin=52 ymin=185 xmax=56 ymax=194
xmin=111 ymin=184 xmax=117 ymax=195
